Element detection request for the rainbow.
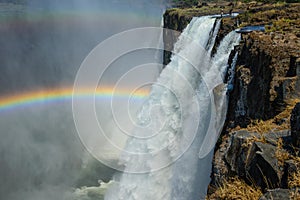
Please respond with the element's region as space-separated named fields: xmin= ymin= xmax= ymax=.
xmin=0 ymin=3 xmax=159 ymax=112
xmin=0 ymin=87 xmax=150 ymax=112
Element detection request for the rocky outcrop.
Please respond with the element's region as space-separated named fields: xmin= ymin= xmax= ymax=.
xmin=226 ymin=32 xmax=300 ymax=129
xmin=226 ymin=36 xmax=273 ymax=127
xmin=247 ymin=141 xmax=281 ymax=190
xmin=212 ymin=130 xmax=290 ymax=191
xmin=163 ymin=9 xmax=192 ymax=65
xmin=164 ymin=4 xmax=300 ymax=129
xmin=225 ymin=4 xmax=300 ymax=129
xmin=163 ymin=3 xmax=300 ymax=199
xmin=259 ymin=189 xmax=297 ymax=200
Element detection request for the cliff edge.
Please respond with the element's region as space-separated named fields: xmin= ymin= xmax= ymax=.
xmin=163 ymin=2 xmax=300 ymax=199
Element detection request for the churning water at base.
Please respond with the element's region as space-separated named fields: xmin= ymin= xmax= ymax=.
xmin=105 ymin=16 xmax=240 ymax=200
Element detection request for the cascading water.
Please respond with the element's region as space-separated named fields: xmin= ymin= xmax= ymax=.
xmin=105 ymin=16 xmax=240 ymax=200
xmin=207 ymin=19 xmax=221 ymax=55
xmin=198 ymin=30 xmax=240 ymax=161
xmin=227 ymin=52 xmax=239 ymax=92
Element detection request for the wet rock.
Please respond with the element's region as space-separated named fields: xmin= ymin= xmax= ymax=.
xmin=226 ymin=34 xmax=276 ymax=128
xmin=259 ymin=189 xmax=292 ymax=200
xmin=233 ymin=66 xmax=252 ymax=127
xmin=163 ymin=10 xmax=192 ymax=65
xmin=226 ymin=25 xmax=300 ymax=129
xmin=291 ymin=103 xmax=300 ymax=148
xmin=211 ymin=140 xmax=230 ymax=186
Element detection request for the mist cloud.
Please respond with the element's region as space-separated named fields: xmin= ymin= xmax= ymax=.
xmin=0 ymin=0 xmax=166 ymax=199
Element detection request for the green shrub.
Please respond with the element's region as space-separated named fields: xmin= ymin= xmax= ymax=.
xmin=172 ymin=0 xmax=198 ymax=7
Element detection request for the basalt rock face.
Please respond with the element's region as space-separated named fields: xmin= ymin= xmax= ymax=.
xmin=209 ymin=4 xmax=300 ymax=198
xmin=226 ymin=35 xmax=274 ymax=128
xmin=225 ymin=3 xmax=300 ymax=129
xmin=164 ymin=5 xmax=300 ymax=129
xmin=291 ymin=103 xmax=300 ymax=148
xmin=226 ymin=32 xmax=300 ymax=128
xmin=163 ymin=9 xmax=192 ymax=65
xmin=212 ymin=130 xmax=290 ymax=191
xmin=163 ymin=3 xmax=300 ymax=199
xmin=259 ymin=189 xmax=298 ymax=200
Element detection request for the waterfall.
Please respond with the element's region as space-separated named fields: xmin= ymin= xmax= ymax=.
xmin=198 ymin=31 xmax=240 ymax=160
xmin=227 ymin=52 xmax=239 ymax=92
xmin=105 ymin=16 xmax=240 ymax=200
xmin=207 ymin=19 xmax=221 ymax=55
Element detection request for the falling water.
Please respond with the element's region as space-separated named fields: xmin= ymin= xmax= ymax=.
xmin=227 ymin=52 xmax=239 ymax=91
xmin=105 ymin=16 xmax=240 ymax=200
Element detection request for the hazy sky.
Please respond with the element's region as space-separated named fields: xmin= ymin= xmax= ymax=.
xmin=0 ymin=1 xmax=166 ymax=199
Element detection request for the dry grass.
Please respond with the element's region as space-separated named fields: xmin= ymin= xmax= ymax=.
xmin=275 ymin=138 xmax=290 ymax=167
xmin=247 ymin=119 xmax=282 ymax=134
xmin=167 ymin=6 xmax=222 ymax=18
xmin=288 ymin=153 xmax=300 ymax=190
xmin=274 ymin=98 xmax=300 ymax=126
xmin=288 ymin=161 xmax=300 ymax=199
xmin=289 ymin=171 xmax=300 ymax=189
xmin=232 ymin=98 xmax=300 ymax=135
xmin=238 ymin=3 xmax=300 ymax=27
xmin=290 ymin=188 xmax=300 ymax=200
xmin=244 ymin=98 xmax=299 ymax=167
xmin=266 ymin=18 xmax=300 ymax=33
xmin=207 ymin=177 xmax=262 ymax=200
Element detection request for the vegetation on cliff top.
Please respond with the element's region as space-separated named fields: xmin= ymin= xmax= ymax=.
xmin=0 ymin=0 xmax=25 ymax=4
xmin=172 ymin=0 xmax=300 ymax=8
xmin=172 ymin=0 xmax=199 ymax=7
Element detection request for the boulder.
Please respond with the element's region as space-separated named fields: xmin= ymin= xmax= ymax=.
xmin=225 ymin=130 xmax=260 ymax=177
xmin=259 ymin=189 xmax=292 ymax=200
xmin=210 ymin=130 xmax=257 ymax=187
xmin=291 ymin=103 xmax=300 ymax=148
xmin=263 ymin=130 xmax=290 ymax=146
xmin=223 ymin=130 xmax=286 ymax=190
xmin=246 ymin=142 xmax=281 ymax=190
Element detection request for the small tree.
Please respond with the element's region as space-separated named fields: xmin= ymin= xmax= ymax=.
xmin=173 ymin=0 xmax=199 ymax=7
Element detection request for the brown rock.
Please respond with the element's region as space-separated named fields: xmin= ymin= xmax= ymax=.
xmin=259 ymin=189 xmax=294 ymax=200
xmin=291 ymin=103 xmax=300 ymax=148
xmin=246 ymin=142 xmax=281 ymax=190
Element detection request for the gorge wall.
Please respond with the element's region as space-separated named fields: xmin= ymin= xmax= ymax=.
xmin=163 ymin=2 xmax=300 ymax=199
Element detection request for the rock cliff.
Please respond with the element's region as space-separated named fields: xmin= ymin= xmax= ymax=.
xmin=163 ymin=2 xmax=300 ymax=199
